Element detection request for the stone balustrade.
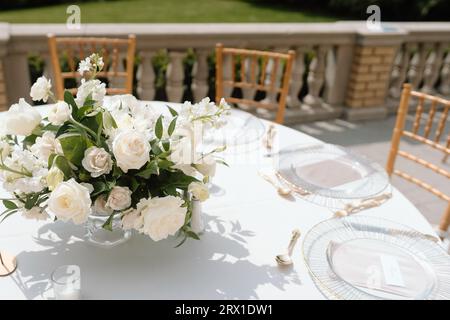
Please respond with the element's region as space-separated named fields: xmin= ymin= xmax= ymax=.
xmin=0 ymin=22 xmax=449 ymax=123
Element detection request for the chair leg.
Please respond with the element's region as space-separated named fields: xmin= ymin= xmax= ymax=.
xmin=438 ymin=202 xmax=450 ymax=238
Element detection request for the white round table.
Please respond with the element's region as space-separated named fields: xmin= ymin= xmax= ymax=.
xmin=0 ymin=101 xmax=436 ymax=300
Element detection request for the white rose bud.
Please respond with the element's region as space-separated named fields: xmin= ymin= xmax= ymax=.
xmin=94 ymin=195 xmax=113 ymax=215
xmin=30 ymin=76 xmax=52 ymax=103
xmin=121 ymin=209 xmax=142 ymax=230
xmin=106 ymin=186 xmax=132 ymax=211
xmin=48 ymin=101 xmax=71 ymax=126
xmin=46 ymin=166 xmax=64 ymax=191
xmin=195 ymin=154 xmax=216 ymax=178
xmin=112 ymin=130 xmax=150 ymax=173
xmin=21 ymin=206 xmax=49 ymax=221
xmin=47 ymin=178 xmax=92 ymax=224
xmin=81 ymin=146 xmax=113 ymax=178
xmin=5 ymin=98 xmax=42 ymax=136
xmin=188 ymin=182 xmax=210 ymax=202
xmin=136 ymin=196 xmax=187 ymax=242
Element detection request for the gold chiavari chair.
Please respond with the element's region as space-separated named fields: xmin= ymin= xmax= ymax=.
xmin=215 ymin=43 xmax=295 ymax=124
xmin=386 ymin=83 xmax=450 ymax=237
xmin=47 ymin=34 xmax=136 ymax=100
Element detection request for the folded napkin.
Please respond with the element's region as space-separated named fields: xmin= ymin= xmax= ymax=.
xmin=294 ymin=158 xmax=363 ymax=189
xmin=327 ymin=240 xmax=434 ymax=299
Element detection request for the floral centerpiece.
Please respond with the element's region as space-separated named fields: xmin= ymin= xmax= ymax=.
xmin=0 ymin=53 xmax=230 ymax=246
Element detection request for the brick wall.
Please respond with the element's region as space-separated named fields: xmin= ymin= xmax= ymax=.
xmin=346 ymin=46 xmax=396 ymax=109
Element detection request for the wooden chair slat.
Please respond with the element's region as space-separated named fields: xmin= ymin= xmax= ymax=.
xmin=47 ymin=34 xmax=136 ymax=100
xmin=387 ymin=83 xmax=450 ymax=235
xmin=215 ymin=43 xmax=295 ymax=124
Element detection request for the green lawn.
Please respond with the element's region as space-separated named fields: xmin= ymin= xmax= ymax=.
xmin=0 ymin=0 xmax=336 ymax=23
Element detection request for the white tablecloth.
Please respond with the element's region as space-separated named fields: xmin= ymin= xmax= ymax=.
xmin=0 ymin=101 xmax=435 ymax=300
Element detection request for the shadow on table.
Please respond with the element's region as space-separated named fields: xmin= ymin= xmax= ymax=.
xmin=13 ymin=214 xmax=300 ymax=299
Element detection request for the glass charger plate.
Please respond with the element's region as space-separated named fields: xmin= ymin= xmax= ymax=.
xmin=303 ymin=216 xmax=450 ymax=300
xmin=276 ymin=144 xmax=389 ymax=200
xmin=203 ymin=109 xmax=265 ymax=147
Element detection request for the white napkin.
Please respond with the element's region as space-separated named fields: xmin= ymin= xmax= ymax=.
xmin=327 ymin=240 xmax=435 ymax=299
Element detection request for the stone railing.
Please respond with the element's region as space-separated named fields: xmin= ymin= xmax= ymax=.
xmin=0 ymin=22 xmax=449 ymax=123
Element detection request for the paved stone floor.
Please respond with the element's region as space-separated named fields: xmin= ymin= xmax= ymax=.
xmin=289 ymin=114 xmax=449 ymax=229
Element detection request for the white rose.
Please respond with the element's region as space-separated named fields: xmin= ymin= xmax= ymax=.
xmin=195 ymin=154 xmax=216 ymax=177
xmin=106 ymin=186 xmax=132 ymax=211
xmin=76 ymin=79 xmax=106 ymax=106
xmin=46 ymin=166 xmax=64 ymax=191
xmin=48 ymin=101 xmax=71 ymax=125
xmin=78 ymin=57 xmax=92 ymax=75
xmin=30 ymin=76 xmax=52 ymax=103
xmin=112 ymin=130 xmax=150 ymax=172
xmin=136 ymin=195 xmax=187 ymax=241
xmin=94 ymin=195 xmax=113 ymax=215
xmin=81 ymin=146 xmax=112 ymax=177
xmin=5 ymin=99 xmax=42 ymax=136
xmin=21 ymin=206 xmax=49 ymax=221
xmin=0 ymin=140 xmax=11 ymax=160
xmin=188 ymin=182 xmax=209 ymax=202
xmin=30 ymin=131 xmax=63 ymax=162
xmin=121 ymin=209 xmax=143 ymax=230
xmin=47 ymin=178 xmax=92 ymax=224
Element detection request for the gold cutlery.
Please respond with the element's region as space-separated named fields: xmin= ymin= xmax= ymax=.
xmin=276 ymin=229 xmax=301 ymax=266
xmin=333 ymin=192 xmax=392 ymax=217
xmin=258 ymin=172 xmax=292 ymax=197
xmin=264 ymin=124 xmax=276 ymax=150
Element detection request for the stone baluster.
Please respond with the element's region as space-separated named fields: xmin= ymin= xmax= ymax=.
xmin=422 ymin=43 xmax=446 ymax=94
xmin=389 ymin=44 xmax=410 ymax=99
xmin=42 ymin=52 xmax=56 ymax=88
xmin=3 ymin=51 xmax=31 ymax=105
xmin=191 ymin=49 xmax=209 ymax=102
xmin=241 ymin=55 xmax=258 ymax=102
xmin=136 ymin=51 xmax=155 ymax=100
xmin=262 ymin=47 xmax=286 ymax=105
xmin=109 ymin=53 xmax=126 ymax=89
xmin=439 ymin=51 xmax=450 ymax=96
xmin=221 ymin=51 xmax=233 ymax=99
xmin=303 ymin=45 xmax=327 ymax=108
xmin=407 ymin=43 xmax=430 ymax=90
xmin=166 ymin=51 xmax=185 ymax=102
xmin=286 ymin=46 xmax=308 ymax=108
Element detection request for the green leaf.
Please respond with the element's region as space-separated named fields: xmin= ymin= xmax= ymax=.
xmin=136 ymin=160 xmax=159 ymax=179
xmin=162 ymin=140 xmax=170 ymax=152
xmin=24 ymin=194 xmax=39 ymax=210
xmin=158 ymin=159 xmax=174 ymax=170
xmin=54 ymin=155 xmax=73 ymax=178
xmin=151 ymin=143 xmax=162 ymax=156
xmin=43 ymin=123 xmax=60 ymax=132
xmin=92 ymin=181 xmax=107 ymax=197
xmin=102 ymin=212 xmax=116 ymax=231
xmin=215 ymin=159 xmax=229 ymax=167
xmin=58 ymin=134 xmax=87 ymax=166
xmin=64 ymin=90 xmax=79 ymax=120
xmin=186 ymin=230 xmax=200 ymax=240
xmin=155 ymin=115 xmax=163 ymax=140
xmin=55 ymin=123 xmax=71 ymax=138
xmin=174 ymin=236 xmax=187 ymax=248
xmin=166 ymin=105 xmax=178 ymax=117
xmin=168 ymin=117 xmax=177 ymax=136
xmin=22 ymin=134 xmax=37 ymax=149
xmin=102 ymin=110 xmax=118 ymax=131
xmin=77 ymin=105 xmax=94 ymax=118
xmin=2 ymin=200 xmax=17 ymax=210
xmin=131 ymin=177 xmax=140 ymax=192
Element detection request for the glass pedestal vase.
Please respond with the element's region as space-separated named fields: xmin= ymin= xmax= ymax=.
xmin=85 ymin=212 xmax=131 ymax=248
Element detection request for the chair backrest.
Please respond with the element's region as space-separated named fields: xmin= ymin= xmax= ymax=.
xmin=215 ymin=43 xmax=295 ymax=124
xmin=386 ymin=83 xmax=450 ymax=234
xmin=47 ymin=34 xmax=136 ymax=100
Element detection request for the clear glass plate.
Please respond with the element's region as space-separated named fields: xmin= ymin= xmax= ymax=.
xmin=303 ymin=216 xmax=450 ymax=300
xmin=203 ymin=109 xmax=265 ymax=147
xmin=276 ymin=144 xmax=389 ymax=200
